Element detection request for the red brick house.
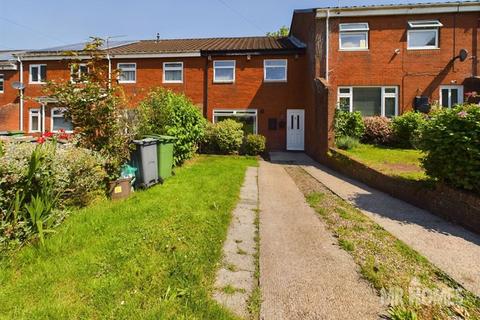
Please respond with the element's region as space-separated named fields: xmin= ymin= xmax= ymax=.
xmin=0 ymin=37 xmax=306 ymax=151
xmin=0 ymin=1 xmax=479 ymax=157
xmin=290 ymin=1 xmax=480 ymax=160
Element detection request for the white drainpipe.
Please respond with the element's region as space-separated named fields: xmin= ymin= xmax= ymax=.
xmin=325 ymin=9 xmax=330 ymax=82
xmin=17 ymin=56 xmax=24 ymax=131
xmin=107 ymin=53 xmax=112 ymax=88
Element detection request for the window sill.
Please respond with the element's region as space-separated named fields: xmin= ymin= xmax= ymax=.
xmin=264 ymin=80 xmax=287 ymax=83
xmin=213 ymin=80 xmax=235 ymax=84
xmin=118 ymin=81 xmax=136 ymax=84
xmin=29 ymin=82 xmax=46 ymax=85
xmin=163 ymin=81 xmax=183 ymax=84
xmin=407 ymin=47 xmax=440 ymax=51
xmin=339 ymin=48 xmax=369 ymax=52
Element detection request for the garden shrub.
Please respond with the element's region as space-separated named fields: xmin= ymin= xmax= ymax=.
xmin=334 ymin=109 xmax=365 ymax=140
xmin=418 ymin=104 xmax=480 ymax=193
xmin=137 ymin=88 xmax=206 ymax=165
xmin=0 ymin=141 xmax=107 ymax=249
xmin=243 ymin=134 xmax=266 ymax=155
xmin=45 ymin=38 xmax=132 ymax=180
xmin=202 ymin=120 xmax=244 ymax=154
xmin=362 ymin=116 xmax=393 ymax=145
xmin=336 ymin=136 xmax=360 ymax=150
xmin=391 ymin=111 xmax=427 ymax=148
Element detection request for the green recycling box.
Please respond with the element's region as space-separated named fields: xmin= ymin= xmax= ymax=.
xmin=145 ymin=135 xmax=177 ymax=182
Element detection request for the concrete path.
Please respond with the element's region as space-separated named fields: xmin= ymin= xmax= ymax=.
xmin=213 ymin=167 xmax=258 ymax=318
xmin=259 ymin=160 xmax=382 ymax=320
xmin=270 ymin=152 xmax=480 ymax=297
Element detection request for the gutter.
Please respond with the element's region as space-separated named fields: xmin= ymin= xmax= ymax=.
xmin=315 ymin=2 xmax=480 ymax=18
xmin=325 ymin=9 xmax=330 ymax=82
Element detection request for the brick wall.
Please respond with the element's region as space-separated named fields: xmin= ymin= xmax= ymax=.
xmin=0 ymin=70 xmax=20 ymax=130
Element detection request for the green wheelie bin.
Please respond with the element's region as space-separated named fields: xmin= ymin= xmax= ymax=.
xmin=145 ymin=135 xmax=177 ymax=183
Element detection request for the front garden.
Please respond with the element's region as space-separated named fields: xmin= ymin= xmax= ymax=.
xmin=334 ymin=103 xmax=480 ymax=194
xmin=0 ymin=156 xmax=256 ymax=319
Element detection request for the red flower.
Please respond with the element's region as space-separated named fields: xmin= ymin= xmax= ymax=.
xmin=43 ymin=131 xmax=54 ymax=138
xmin=36 ymin=137 xmax=45 ymax=144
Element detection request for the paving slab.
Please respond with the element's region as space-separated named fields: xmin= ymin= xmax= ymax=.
xmin=269 ymin=151 xmax=480 ymax=297
xmin=259 ymin=160 xmax=382 ymax=320
xmin=213 ymin=166 xmax=258 ymax=318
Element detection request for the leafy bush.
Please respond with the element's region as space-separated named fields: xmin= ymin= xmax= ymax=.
xmin=243 ymin=134 xmax=266 ymax=155
xmin=138 ymin=88 xmax=206 ymax=165
xmin=0 ymin=141 xmax=107 ymax=249
xmin=202 ymin=120 xmax=244 ymax=154
xmin=418 ymin=104 xmax=480 ymax=193
xmin=362 ymin=116 xmax=393 ymax=145
xmin=336 ymin=136 xmax=360 ymax=150
xmin=334 ymin=110 xmax=365 ymax=140
xmin=391 ymin=111 xmax=427 ymax=148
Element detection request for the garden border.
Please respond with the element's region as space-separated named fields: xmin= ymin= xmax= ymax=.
xmin=323 ymin=148 xmax=480 ymax=235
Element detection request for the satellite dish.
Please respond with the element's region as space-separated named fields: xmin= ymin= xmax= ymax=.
xmin=11 ymin=81 xmax=25 ymax=90
xmin=459 ymin=49 xmax=468 ymax=62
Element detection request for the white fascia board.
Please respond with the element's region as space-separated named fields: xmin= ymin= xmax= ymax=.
xmin=110 ymin=52 xmax=201 ymax=59
xmin=16 ymin=55 xmax=92 ymax=61
xmin=316 ymin=4 xmax=480 ymax=18
xmin=16 ymin=52 xmax=201 ymax=61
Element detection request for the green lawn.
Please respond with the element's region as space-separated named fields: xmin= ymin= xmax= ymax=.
xmin=0 ymin=155 xmax=256 ymax=320
xmin=340 ymin=143 xmax=427 ymax=180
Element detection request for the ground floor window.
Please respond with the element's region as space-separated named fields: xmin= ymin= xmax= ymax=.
xmin=337 ymin=86 xmax=398 ymax=117
xmin=440 ymin=85 xmax=463 ymax=108
xmin=51 ymin=108 xmax=73 ymax=132
xmin=29 ymin=109 xmax=41 ymax=133
xmin=213 ymin=109 xmax=257 ymax=134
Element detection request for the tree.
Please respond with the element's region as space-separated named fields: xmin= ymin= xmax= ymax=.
xmin=266 ymin=26 xmax=289 ymax=37
xmin=45 ymin=38 xmax=132 ymax=180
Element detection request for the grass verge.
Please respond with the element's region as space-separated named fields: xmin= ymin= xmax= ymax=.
xmin=247 ymin=207 xmax=261 ymax=319
xmin=0 ymin=155 xmax=256 ymax=319
xmin=339 ymin=143 xmax=427 ymax=181
xmin=285 ymin=166 xmax=480 ymax=320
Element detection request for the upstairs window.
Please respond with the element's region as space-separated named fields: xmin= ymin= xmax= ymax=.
xmin=213 ymin=60 xmax=235 ymax=83
xmin=51 ymin=108 xmax=73 ymax=133
xmin=0 ymin=74 xmax=4 ymax=93
xmin=264 ymin=59 xmax=287 ymax=82
xmin=163 ymin=62 xmax=183 ymax=83
xmin=339 ymin=23 xmax=369 ymax=50
xmin=71 ymin=63 xmax=88 ymax=83
xmin=30 ymin=64 xmax=47 ymax=84
xmin=407 ymin=20 xmax=442 ymax=50
xmin=118 ymin=63 xmax=136 ymax=83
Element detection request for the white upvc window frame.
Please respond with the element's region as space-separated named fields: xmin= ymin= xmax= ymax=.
xmin=264 ymin=59 xmax=288 ymax=82
xmin=70 ymin=63 xmax=88 ymax=83
xmin=439 ymin=85 xmax=464 ymax=108
xmin=50 ymin=107 xmax=73 ymax=133
xmin=339 ymin=23 xmax=369 ymax=51
xmin=29 ymin=64 xmax=47 ymax=84
xmin=117 ymin=62 xmax=136 ymax=83
xmin=407 ymin=20 xmax=442 ymax=50
xmin=163 ymin=62 xmax=184 ymax=83
xmin=337 ymin=86 xmax=399 ymax=117
xmin=29 ymin=108 xmax=41 ymax=133
xmin=213 ymin=109 xmax=258 ymax=134
xmin=213 ymin=60 xmax=236 ymax=83
xmin=0 ymin=74 xmax=4 ymax=93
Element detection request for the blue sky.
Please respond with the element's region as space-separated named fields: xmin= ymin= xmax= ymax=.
xmin=0 ymin=0 xmax=461 ymax=50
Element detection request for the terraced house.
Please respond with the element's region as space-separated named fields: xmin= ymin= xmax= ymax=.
xmin=0 ymin=1 xmax=479 ymax=160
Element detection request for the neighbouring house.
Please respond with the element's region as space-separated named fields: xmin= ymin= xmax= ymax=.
xmin=0 ymin=1 xmax=479 ymax=158
xmin=290 ymin=0 xmax=480 ymax=160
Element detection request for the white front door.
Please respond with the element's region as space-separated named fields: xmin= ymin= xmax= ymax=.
xmin=286 ymin=109 xmax=305 ymax=151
